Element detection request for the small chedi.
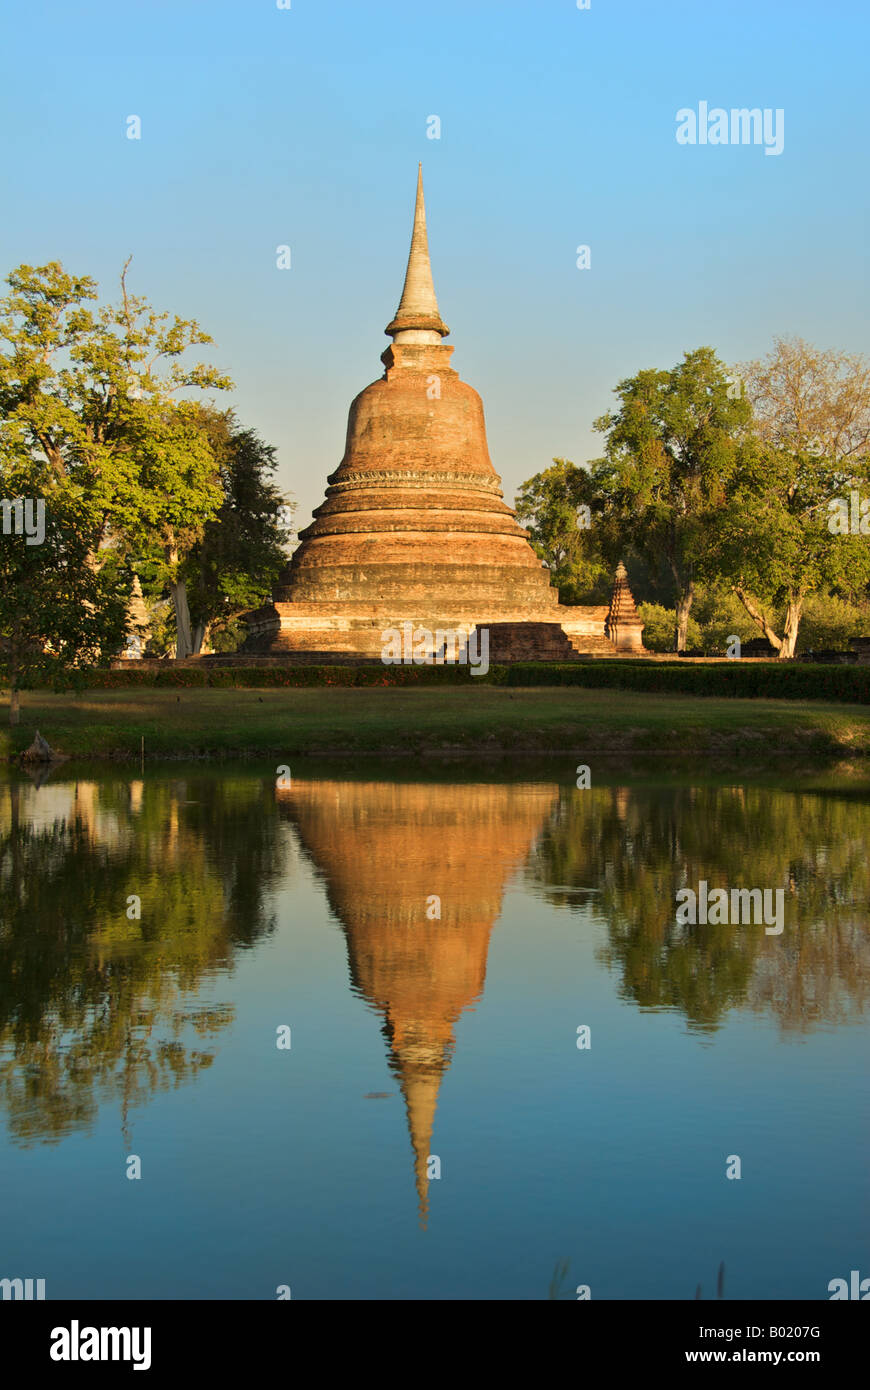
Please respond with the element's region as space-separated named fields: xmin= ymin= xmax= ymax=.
xmin=245 ymin=166 xmax=644 ymax=660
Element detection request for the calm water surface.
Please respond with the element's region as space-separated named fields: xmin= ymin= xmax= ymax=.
xmin=1 ymin=763 xmax=867 ymax=1299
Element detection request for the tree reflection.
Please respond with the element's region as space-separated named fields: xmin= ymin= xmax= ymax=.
xmin=527 ymin=783 xmax=870 ymax=1034
xmin=0 ymin=774 xmax=284 ymax=1146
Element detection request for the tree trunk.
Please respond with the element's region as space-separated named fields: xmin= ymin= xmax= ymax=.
xmin=778 ymin=597 xmax=803 ymax=660
xmin=191 ymin=620 xmax=208 ymax=656
xmin=733 ymin=586 xmax=799 ymax=657
xmin=674 ymin=581 xmax=695 ymax=653
xmin=10 ymin=683 xmax=20 ymax=727
xmin=170 ymin=580 xmax=194 ymax=659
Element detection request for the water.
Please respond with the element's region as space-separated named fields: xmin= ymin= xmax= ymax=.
xmin=1 ymin=763 xmax=867 ymax=1300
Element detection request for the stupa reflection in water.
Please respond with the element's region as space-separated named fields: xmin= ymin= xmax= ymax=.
xmin=278 ymin=779 xmax=557 ymax=1224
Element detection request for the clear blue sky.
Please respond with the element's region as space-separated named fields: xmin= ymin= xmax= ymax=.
xmin=2 ymin=0 xmax=868 ymax=529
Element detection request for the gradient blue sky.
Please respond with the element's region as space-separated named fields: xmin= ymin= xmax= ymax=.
xmin=2 ymin=0 xmax=868 ymax=530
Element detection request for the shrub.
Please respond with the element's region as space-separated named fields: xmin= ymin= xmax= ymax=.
xmin=637 ymin=603 xmax=703 ymax=653
xmin=504 ymin=661 xmax=870 ymax=702
xmin=71 ymin=663 xmax=509 ymax=690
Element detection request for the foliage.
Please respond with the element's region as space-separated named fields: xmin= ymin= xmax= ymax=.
xmin=797 ymin=592 xmax=870 ymax=653
xmin=711 ymin=338 xmax=870 ymax=657
xmin=514 ymin=458 xmax=608 ymax=602
xmin=638 ymin=604 xmax=703 ymax=653
xmin=588 ymin=347 xmax=751 ymax=650
xmin=640 ymin=589 xmax=765 ymax=654
xmin=0 ymin=472 xmax=128 ymax=720
xmin=527 ymin=784 xmax=870 ymax=1034
xmin=503 ymin=661 xmax=870 ymax=701
xmin=0 ymin=259 xmax=234 ymax=663
xmin=0 ymin=777 xmax=282 ymax=1144
xmin=74 ymin=663 xmax=506 ymax=688
xmin=182 ymin=409 xmax=292 ymax=652
xmin=703 ymin=435 xmax=870 ymax=659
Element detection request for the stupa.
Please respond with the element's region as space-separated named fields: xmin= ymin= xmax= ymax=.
xmin=246 ymin=167 xmax=643 ymax=658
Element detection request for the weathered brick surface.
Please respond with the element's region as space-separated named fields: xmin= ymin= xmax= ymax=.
xmin=479 ymin=624 xmax=583 ymax=663
xmin=248 ymin=341 xmax=572 ymax=656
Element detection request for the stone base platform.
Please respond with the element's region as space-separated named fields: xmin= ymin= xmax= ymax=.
xmin=242 ymin=601 xmax=648 ymax=663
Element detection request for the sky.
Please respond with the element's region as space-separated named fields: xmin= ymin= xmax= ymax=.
xmin=2 ymin=0 xmax=868 ymax=531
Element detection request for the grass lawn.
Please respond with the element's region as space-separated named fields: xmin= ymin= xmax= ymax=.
xmin=3 ymin=686 xmax=870 ymax=761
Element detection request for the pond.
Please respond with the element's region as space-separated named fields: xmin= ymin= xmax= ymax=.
xmin=0 ymin=762 xmax=867 ymax=1300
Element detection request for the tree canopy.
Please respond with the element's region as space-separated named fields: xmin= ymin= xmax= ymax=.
xmin=515 ymin=339 xmax=870 ymax=656
xmin=0 ymin=259 xmax=290 ymax=715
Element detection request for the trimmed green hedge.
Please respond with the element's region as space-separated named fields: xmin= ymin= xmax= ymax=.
xmin=70 ymin=663 xmax=506 ymax=689
xmin=6 ymin=660 xmax=869 ymax=702
xmin=504 ymin=661 xmax=870 ymax=702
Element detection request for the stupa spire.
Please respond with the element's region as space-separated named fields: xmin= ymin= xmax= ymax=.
xmin=385 ymin=164 xmax=449 ymax=344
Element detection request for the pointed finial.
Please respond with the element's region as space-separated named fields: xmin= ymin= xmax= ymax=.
xmin=385 ymin=164 xmax=449 ymax=343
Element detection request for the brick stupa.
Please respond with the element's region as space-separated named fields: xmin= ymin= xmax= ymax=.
xmin=246 ymin=167 xmax=643 ymax=659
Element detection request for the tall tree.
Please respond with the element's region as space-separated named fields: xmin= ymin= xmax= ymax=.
xmin=0 ymin=260 xmax=233 ymax=658
xmin=181 ymin=409 xmax=293 ymax=654
xmin=716 ymin=338 xmax=870 ymax=656
xmin=0 ymin=457 xmax=127 ymax=725
xmin=588 ymin=348 xmax=751 ymax=650
xmin=707 ymin=439 xmax=870 ymax=658
xmin=514 ymin=458 xmax=607 ymax=602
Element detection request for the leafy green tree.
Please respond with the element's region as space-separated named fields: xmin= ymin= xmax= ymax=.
xmin=712 ymin=339 xmax=870 ymax=657
xmin=798 ymin=592 xmax=870 ymax=653
xmin=514 ymin=458 xmax=608 ymax=602
xmin=181 ymin=409 xmax=293 ymax=653
xmin=636 ymin=603 xmax=703 ymax=653
xmin=588 ymin=348 xmax=751 ymax=650
xmin=0 ymin=260 xmax=233 ymax=658
xmin=0 ymin=450 xmax=127 ymax=724
xmin=705 ymin=439 xmax=870 ymax=658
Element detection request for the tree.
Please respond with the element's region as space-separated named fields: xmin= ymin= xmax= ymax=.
xmin=0 ymin=449 xmax=127 ymax=725
xmin=514 ymin=458 xmax=607 ymax=602
xmin=0 ymin=774 xmax=284 ymax=1144
xmin=715 ymin=338 xmax=870 ymax=657
xmin=0 ymin=260 xmax=233 ymax=659
xmin=527 ymin=781 xmax=870 ymax=1035
xmin=741 ymin=336 xmax=870 ymax=463
xmin=588 ymin=348 xmax=751 ymax=650
xmin=181 ymin=409 xmax=293 ymax=653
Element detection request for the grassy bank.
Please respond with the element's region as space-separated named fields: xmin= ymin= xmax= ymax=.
xmin=3 ymin=686 xmax=870 ymax=761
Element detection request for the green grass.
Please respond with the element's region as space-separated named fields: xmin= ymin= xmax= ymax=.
xmin=3 ymin=686 xmax=870 ymax=761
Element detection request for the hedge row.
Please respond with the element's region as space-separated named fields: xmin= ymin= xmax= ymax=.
xmin=503 ymin=662 xmax=870 ymax=702
xmin=66 ymin=663 xmax=505 ymax=689
xmin=8 ymin=661 xmax=870 ymax=702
